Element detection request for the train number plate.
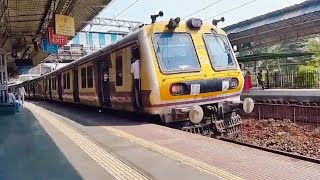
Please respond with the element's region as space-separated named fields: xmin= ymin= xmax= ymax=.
xmin=222 ymin=81 xmax=230 ymax=91
xmin=190 ymin=84 xmax=201 ymax=95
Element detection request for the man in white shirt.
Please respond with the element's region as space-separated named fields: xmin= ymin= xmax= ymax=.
xmin=17 ymin=85 xmax=26 ymax=108
xmin=131 ymin=57 xmax=141 ymax=109
xmin=8 ymin=89 xmax=20 ymax=112
xmin=8 ymin=90 xmax=16 ymax=104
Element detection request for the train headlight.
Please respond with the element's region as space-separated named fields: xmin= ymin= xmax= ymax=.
xmin=230 ymin=78 xmax=239 ymax=88
xmin=170 ymin=83 xmax=187 ymax=95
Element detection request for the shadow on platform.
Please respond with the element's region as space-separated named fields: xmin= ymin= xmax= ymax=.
xmin=28 ymin=100 xmax=158 ymax=127
xmin=0 ymin=108 xmax=82 ymax=180
xmin=0 ymin=104 xmax=16 ymax=116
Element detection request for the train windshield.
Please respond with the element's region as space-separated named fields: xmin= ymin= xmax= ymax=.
xmin=153 ymin=33 xmax=200 ymax=73
xmin=204 ymin=34 xmax=236 ymax=70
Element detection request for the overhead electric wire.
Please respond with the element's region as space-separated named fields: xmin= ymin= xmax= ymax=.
xmin=183 ymin=0 xmax=225 ymax=19
xmin=95 ymin=0 xmax=140 ymax=31
xmin=205 ymin=0 xmax=257 ymax=21
xmin=95 ymin=0 xmax=141 ymax=32
xmin=111 ymin=0 xmax=141 ymax=20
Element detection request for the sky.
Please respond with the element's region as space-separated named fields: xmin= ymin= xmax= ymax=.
xmin=83 ymin=0 xmax=306 ymax=32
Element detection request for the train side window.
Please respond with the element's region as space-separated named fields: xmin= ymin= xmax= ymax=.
xmin=87 ymin=65 xmax=93 ymax=88
xmin=81 ymin=67 xmax=87 ymax=88
xmin=115 ymin=55 xmax=123 ymax=86
xmin=63 ymin=74 xmax=67 ymax=89
xmin=54 ymin=78 xmax=56 ymax=90
xmin=54 ymin=77 xmax=57 ymax=90
xmin=67 ymin=73 xmax=70 ymax=89
xmin=51 ymin=78 xmax=53 ymax=90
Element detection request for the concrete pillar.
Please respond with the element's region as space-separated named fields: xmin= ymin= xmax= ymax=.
xmin=0 ymin=36 xmax=12 ymax=105
xmin=0 ymin=54 xmax=8 ymax=103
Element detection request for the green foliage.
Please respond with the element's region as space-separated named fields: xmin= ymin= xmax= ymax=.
xmin=295 ymin=65 xmax=319 ymax=88
xmin=306 ymin=40 xmax=320 ymax=66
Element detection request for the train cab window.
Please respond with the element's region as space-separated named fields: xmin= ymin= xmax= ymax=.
xmin=153 ymin=33 xmax=200 ymax=73
xmin=115 ymin=56 xmax=123 ymax=86
xmin=87 ymin=66 xmax=93 ymax=88
xmin=67 ymin=73 xmax=70 ymax=89
xmin=63 ymin=74 xmax=67 ymax=89
xmin=203 ymin=34 xmax=236 ymax=70
xmin=81 ymin=67 xmax=87 ymax=88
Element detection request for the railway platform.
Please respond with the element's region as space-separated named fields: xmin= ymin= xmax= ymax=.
xmin=1 ymin=101 xmax=320 ymax=180
xmin=241 ymin=87 xmax=320 ymax=102
xmin=0 ymin=104 xmax=16 ymax=115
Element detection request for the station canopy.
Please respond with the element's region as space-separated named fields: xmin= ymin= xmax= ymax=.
xmin=223 ymin=0 xmax=320 ymax=52
xmin=237 ymin=52 xmax=315 ymax=63
xmin=2 ymin=0 xmax=111 ymax=76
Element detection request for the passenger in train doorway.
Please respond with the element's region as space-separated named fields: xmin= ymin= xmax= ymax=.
xmin=17 ymin=85 xmax=26 ymax=108
xmin=131 ymin=56 xmax=142 ymax=109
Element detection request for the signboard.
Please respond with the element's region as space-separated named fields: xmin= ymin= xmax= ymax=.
xmin=55 ymin=14 xmax=75 ymax=36
xmin=42 ymin=39 xmax=58 ymax=54
xmin=48 ymin=27 xmax=67 ymax=45
xmin=71 ymin=44 xmax=84 ymax=55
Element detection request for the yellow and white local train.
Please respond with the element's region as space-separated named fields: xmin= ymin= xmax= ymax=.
xmin=13 ymin=15 xmax=253 ymax=136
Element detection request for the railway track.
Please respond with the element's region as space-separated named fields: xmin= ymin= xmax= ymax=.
xmin=180 ymin=124 xmax=320 ymax=164
xmin=219 ymin=138 xmax=320 ymax=164
xmin=179 ymin=101 xmax=320 ymax=164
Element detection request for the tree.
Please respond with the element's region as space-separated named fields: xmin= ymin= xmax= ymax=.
xmin=305 ymin=40 xmax=320 ymax=66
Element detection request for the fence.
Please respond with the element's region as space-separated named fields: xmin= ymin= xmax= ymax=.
xmin=253 ymin=70 xmax=320 ymax=89
xmin=240 ymin=102 xmax=320 ymax=131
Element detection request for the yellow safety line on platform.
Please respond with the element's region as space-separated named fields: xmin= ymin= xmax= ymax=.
xmin=27 ymin=104 xmax=149 ymax=180
xmin=104 ymin=127 xmax=244 ymax=180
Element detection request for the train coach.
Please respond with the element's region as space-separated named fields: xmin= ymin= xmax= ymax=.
xmin=14 ymin=13 xmax=254 ymax=136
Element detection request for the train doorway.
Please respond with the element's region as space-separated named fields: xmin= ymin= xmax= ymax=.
xmin=32 ymin=82 xmax=35 ymax=97
xmin=131 ymin=46 xmax=142 ymax=110
xmin=49 ymin=78 xmax=52 ymax=99
xmin=44 ymin=78 xmax=47 ymax=99
xmin=100 ymin=59 xmax=111 ymax=106
xmin=57 ymin=75 xmax=63 ymax=100
xmin=73 ymin=69 xmax=80 ymax=102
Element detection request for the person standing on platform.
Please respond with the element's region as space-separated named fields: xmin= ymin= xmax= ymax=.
xmin=131 ymin=56 xmax=142 ymax=109
xmin=17 ymin=85 xmax=26 ymax=108
xmin=243 ymin=71 xmax=252 ymax=93
xmin=257 ymin=70 xmax=265 ymax=90
xmin=8 ymin=89 xmax=20 ymax=112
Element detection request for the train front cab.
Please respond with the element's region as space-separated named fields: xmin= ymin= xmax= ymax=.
xmin=140 ymin=19 xmax=253 ymax=135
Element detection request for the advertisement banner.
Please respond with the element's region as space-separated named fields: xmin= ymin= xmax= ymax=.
xmin=48 ymin=27 xmax=67 ymax=45
xmin=55 ymin=14 xmax=75 ymax=36
xmin=42 ymin=39 xmax=58 ymax=54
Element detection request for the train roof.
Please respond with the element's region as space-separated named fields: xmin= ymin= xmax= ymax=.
xmin=30 ymin=19 xmax=224 ymax=81
xmin=29 ymin=28 xmax=142 ymax=81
